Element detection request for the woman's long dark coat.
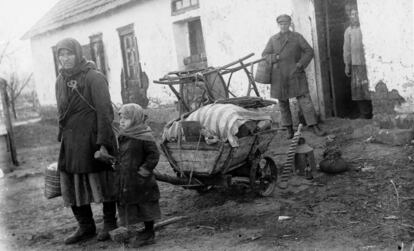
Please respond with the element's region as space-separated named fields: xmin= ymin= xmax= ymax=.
xmin=115 ymin=136 xmax=160 ymax=205
xmin=262 ymin=31 xmax=314 ymax=100
xmin=56 ymin=68 xmax=115 ymax=173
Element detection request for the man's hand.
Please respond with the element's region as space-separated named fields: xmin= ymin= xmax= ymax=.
xmin=265 ymin=54 xmax=273 ymax=65
xmin=265 ymin=54 xmax=280 ymax=64
xmin=345 ymin=64 xmax=351 ymax=77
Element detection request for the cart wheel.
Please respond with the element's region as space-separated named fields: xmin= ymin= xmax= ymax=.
xmin=250 ymin=156 xmax=277 ymax=196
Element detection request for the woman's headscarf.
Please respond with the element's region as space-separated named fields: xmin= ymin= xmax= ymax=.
xmin=55 ymin=38 xmax=96 ymax=116
xmin=56 ymin=38 xmax=95 ymax=78
xmin=118 ymin=103 xmax=155 ymax=142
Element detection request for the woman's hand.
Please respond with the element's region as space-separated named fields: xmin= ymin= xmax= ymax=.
xmin=100 ymin=145 xmax=109 ymax=155
xmin=345 ymin=64 xmax=351 ymax=77
xmin=138 ymin=167 xmax=151 ymax=178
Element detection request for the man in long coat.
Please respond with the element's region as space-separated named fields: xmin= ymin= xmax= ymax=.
xmin=262 ymin=14 xmax=325 ymax=139
xmin=343 ymin=6 xmax=372 ymax=118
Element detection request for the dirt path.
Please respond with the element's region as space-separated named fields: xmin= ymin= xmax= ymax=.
xmin=0 ymin=118 xmax=413 ymax=250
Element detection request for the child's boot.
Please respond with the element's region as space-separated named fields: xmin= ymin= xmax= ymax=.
xmin=130 ymin=230 xmax=155 ymax=247
xmin=130 ymin=221 xmax=155 ymax=247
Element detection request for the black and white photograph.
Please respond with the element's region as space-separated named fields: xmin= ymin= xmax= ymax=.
xmin=0 ymin=0 xmax=413 ymax=250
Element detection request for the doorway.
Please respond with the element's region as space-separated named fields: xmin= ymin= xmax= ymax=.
xmin=315 ymin=0 xmax=360 ymax=118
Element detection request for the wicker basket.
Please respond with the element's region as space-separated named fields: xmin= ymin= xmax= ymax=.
xmin=44 ymin=162 xmax=61 ymax=199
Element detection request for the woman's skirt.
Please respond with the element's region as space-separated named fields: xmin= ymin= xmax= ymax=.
xmin=351 ymin=65 xmax=371 ymax=100
xmin=60 ymin=170 xmax=116 ymax=207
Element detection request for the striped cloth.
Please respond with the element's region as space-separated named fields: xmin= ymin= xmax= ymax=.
xmin=163 ymin=104 xmax=272 ymax=147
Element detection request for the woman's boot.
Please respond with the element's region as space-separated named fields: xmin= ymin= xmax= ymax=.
xmin=65 ymin=205 xmax=96 ymax=245
xmin=97 ymin=201 xmax=117 ymax=241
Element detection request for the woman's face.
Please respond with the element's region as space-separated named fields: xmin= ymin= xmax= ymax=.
xmin=58 ymin=49 xmax=76 ymax=69
xmin=350 ymin=9 xmax=359 ymax=24
xmin=119 ymin=113 xmax=132 ymax=130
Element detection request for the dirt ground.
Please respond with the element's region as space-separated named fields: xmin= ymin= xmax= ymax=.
xmin=0 ymin=117 xmax=413 ymax=250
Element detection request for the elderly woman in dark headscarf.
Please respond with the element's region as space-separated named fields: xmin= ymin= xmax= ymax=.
xmin=55 ymin=38 xmax=117 ymax=244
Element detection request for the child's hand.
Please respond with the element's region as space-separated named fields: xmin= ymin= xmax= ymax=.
xmin=138 ymin=167 xmax=151 ymax=178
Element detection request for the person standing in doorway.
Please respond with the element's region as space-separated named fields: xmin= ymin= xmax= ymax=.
xmin=262 ymin=14 xmax=325 ymax=139
xmin=55 ymin=38 xmax=118 ymax=244
xmin=343 ymin=6 xmax=373 ymax=119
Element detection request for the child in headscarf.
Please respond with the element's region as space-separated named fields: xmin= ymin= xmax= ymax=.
xmin=115 ymin=103 xmax=161 ymax=247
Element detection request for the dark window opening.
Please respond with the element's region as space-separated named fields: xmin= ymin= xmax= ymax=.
xmin=171 ymin=0 xmax=199 ymax=15
xmin=183 ymin=18 xmax=207 ymax=69
xmin=81 ymin=44 xmax=92 ymax=61
xmin=89 ymin=33 xmax=107 ymax=76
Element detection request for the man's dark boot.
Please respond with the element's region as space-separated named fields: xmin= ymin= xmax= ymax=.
xmin=285 ymin=125 xmax=294 ymax=139
xmin=310 ymin=124 xmax=326 ymax=137
xmin=97 ymin=202 xmax=117 ymax=241
xmin=65 ymin=205 xmax=96 ymax=245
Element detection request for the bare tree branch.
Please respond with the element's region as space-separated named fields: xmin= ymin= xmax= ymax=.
xmin=14 ymin=73 xmax=33 ymax=99
xmin=0 ymin=41 xmax=11 ymax=65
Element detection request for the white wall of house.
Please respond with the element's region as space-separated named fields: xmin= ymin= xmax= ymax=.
xmin=30 ymin=0 xmax=177 ymax=105
xmin=358 ymin=0 xmax=414 ymax=102
xmin=30 ymin=0 xmax=322 ymax=112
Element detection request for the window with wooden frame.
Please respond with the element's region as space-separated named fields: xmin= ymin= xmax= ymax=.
xmin=89 ymin=33 xmax=107 ymax=76
xmin=171 ymin=0 xmax=199 ymax=15
xmin=117 ymin=23 xmax=142 ymax=87
xmin=183 ymin=18 xmax=207 ymax=69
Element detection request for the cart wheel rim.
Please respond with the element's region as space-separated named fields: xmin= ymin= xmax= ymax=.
xmin=250 ymin=157 xmax=277 ymax=196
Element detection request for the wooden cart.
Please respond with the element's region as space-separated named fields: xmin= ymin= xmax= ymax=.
xmin=153 ymin=54 xmax=279 ymax=196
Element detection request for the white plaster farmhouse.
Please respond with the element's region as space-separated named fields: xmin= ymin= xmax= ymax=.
xmin=23 ymin=0 xmax=413 ymax=119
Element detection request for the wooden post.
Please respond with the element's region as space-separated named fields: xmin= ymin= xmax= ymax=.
xmin=0 ymin=78 xmax=18 ymax=167
xmin=324 ymin=0 xmax=338 ymax=117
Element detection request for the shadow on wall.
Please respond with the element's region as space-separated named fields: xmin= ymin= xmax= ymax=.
xmin=370 ymin=81 xmax=414 ymax=130
xmin=371 ymin=81 xmax=405 ymax=115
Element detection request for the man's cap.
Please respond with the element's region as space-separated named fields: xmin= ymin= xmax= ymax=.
xmin=276 ymin=14 xmax=291 ymax=23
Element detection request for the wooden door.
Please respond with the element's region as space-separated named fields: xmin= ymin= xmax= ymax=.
xmin=324 ymin=0 xmax=356 ymax=117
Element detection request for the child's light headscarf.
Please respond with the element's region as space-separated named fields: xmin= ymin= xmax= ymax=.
xmin=118 ymin=103 xmax=155 ymax=142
